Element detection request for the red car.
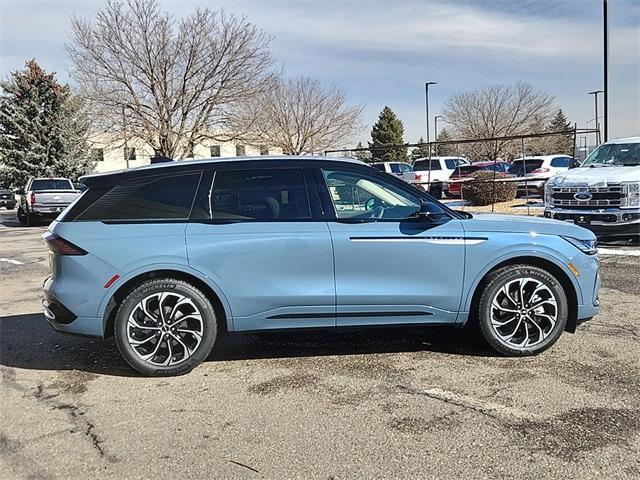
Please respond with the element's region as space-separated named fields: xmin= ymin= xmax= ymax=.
xmin=445 ymin=161 xmax=511 ymax=198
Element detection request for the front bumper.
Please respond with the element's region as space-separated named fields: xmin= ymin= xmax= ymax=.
xmin=544 ymin=207 xmax=640 ymax=238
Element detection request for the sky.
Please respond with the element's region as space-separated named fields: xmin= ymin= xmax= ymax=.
xmin=1 ymin=0 xmax=638 ymax=147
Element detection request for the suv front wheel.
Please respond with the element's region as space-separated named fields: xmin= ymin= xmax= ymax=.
xmin=476 ymin=265 xmax=568 ymax=356
xmin=114 ymin=278 xmax=218 ymax=376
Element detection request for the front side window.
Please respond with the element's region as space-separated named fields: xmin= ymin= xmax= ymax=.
xmin=389 ymin=163 xmax=402 ymax=173
xmin=323 ymin=169 xmax=421 ymax=220
xmin=211 ymin=169 xmax=311 ymax=221
xmin=78 ymin=173 xmax=201 ymax=221
xmin=400 ymin=163 xmax=413 ymax=172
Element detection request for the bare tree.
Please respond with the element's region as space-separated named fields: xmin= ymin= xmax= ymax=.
xmin=234 ymin=77 xmax=363 ymax=155
xmin=443 ymin=82 xmax=554 ymax=160
xmin=67 ymin=0 xmax=275 ymax=158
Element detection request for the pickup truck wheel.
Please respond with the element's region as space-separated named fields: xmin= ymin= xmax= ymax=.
xmin=476 ymin=265 xmax=568 ymax=356
xmin=429 ymin=184 xmax=443 ymax=199
xmin=114 ymin=278 xmax=218 ymax=376
xmin=17 ymin=207 xmax=27 ymax=225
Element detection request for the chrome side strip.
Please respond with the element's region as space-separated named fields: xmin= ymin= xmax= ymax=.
xmin=349 ymin=237 xmax=487 ymax=245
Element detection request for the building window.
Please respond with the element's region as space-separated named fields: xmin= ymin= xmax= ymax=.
xmin=235 ymin=144 xmax=245 ymax=157
xmin=210 ymin=145 xmax=221 ymax=157
xmin=90 ymin=148 xmax=104 ymax=162
xmin=124 ymin=147 xmax=136 ymax=161
xmin=260 ymin=145 xmax=269 ymax=156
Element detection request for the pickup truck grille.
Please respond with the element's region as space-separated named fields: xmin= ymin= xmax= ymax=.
xmin=550 ymin=185 xmax=625 ymax=208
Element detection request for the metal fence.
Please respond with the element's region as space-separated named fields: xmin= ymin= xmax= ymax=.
xmin=325 ymin=127 xmax=600 ymax=216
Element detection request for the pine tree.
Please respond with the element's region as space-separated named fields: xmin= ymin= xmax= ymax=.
xmin=435 ymin=129 xmax=455 ymax=156
xmin=546 ymin=109 xmax=573 ymax=155
xmin=353 ymin=141 xmax=370 ymax=161
xmin=411 ymin=136 xmax=430 ymax=160
xmin=0 ymin=60 xmax=94 ymax=188
xmin=369 ymin=106 xmax=406 ymax=162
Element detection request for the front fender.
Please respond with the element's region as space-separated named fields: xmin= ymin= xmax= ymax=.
xmin=460 ymin=244 xmax=584 ymax=318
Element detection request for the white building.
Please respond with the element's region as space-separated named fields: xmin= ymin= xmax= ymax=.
xmin=88 ymin=135 xmax=283 ymax=173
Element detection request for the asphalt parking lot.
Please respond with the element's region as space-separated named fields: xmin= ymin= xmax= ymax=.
xmin=1 ymin=209 xmax=639 ymax=479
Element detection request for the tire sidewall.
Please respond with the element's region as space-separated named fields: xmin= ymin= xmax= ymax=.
xmin=114 ymin=279 xmax=217 ymax=376
xmin=478 ymin=266 xmax=568 ymax=356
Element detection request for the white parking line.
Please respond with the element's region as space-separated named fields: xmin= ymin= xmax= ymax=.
xmin=400 ymin=386 xmax=541 ymax=422
xmin=597 ymin=248 xmax=640 ymax=257
xmin=0 ymin=258 xmax=24 ymax=265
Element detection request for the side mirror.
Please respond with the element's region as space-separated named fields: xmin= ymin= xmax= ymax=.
xmin=413 ymin=200 xmax=445 ymax=221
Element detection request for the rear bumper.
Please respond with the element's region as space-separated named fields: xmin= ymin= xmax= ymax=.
xmin=31 ymin=206 xmax=67 ymax=216
xmin=43 ymin=276 xmax=104 ymax=337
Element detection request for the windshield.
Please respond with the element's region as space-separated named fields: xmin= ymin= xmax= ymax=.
xmin=30 ymin=179 xmax=73 ymax=190
xmin=582 ymin=142 xmax=640 ymax=167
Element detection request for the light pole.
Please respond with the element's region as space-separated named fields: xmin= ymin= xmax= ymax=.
xmin=434 ymin=115 xmax=442 ymax=156
xmin=603 ymin=0 xmax=609 ymax=141
xmin=424 ymin=82 xmax=437 ymax=151
xmin=588 ymin=90 xmax=603 ymax=144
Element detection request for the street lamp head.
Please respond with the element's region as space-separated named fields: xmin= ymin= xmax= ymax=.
xmin=425 ymin=81 xmax=437 ymax=86
xmin=588 ymin=90 xmax=604 ymax=95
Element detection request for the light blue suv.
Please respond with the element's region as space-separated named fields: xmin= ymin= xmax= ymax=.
xmin=43 ymin=157 xmax=601 ymax=375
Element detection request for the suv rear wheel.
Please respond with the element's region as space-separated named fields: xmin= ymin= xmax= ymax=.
xmin=476 ymin=265 xmax=568 ymax=356
xmin=114 ymin=278 xmax=218 ymax=376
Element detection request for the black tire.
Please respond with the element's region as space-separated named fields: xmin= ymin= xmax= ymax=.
xmin=114 ymin=278 xmax=218 ymax=376
xmin=25 ymin=211 xmax=34 ymax=226
xmin=476 ymin=264 xmax=568 ymax=356
xmin=429 ymin=183 xmax=443 ymax=199
xmin=17 ymin=207 xmax=27 ymax=225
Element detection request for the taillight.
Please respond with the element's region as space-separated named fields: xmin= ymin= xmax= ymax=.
xmin=30 ymin=192 xmax=36 ymax=206
xmin=531 ymin=168 xmax=550 ymax=173
xmin=42 ymin=232 xmax=87 ymax=256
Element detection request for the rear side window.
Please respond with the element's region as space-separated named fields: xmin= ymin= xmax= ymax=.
xmin=211 ymin=169 xmax=311 ymax=221
xmin=550 ymin=156 xmax=571 ymax=167
xmin=508 ymin=160 xmax=543 ymax=174
xmin=413 ymin=160 xmax=442 ymax=171
xmin=371 ymin=164 xmax=386 ymax=171
xmin=77 ymin=173 xmax=201 ymax=221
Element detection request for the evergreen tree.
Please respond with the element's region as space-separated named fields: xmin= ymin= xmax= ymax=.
xmin=411 ymin=136 xmax=430 ymax=160
xmin=369 ymin=106 xmax=406 ymax=161
xmin=546 ymin=109 xmax=573 ymax=155
xmin=353 ymin=141 xmax=370 ymax=161
xmin=435 ymin=129 xmax=455 ymax=156
xmin=0 ymin=60 xmax=94 ymax=188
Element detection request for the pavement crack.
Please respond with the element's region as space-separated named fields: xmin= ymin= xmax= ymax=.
xmin=229 ymin=460 xmax=260 ymax=473
xmin=1 ymin=367 xmax=114 ymax=462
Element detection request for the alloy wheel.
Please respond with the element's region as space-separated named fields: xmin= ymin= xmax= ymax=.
xmin=490 ymin=277 xmax=558 ymax=349
xmin=126 ymin=292 xmax=203 ymax=366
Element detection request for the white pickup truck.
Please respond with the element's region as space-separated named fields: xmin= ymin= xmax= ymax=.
xmin=17 ymin=177 xmax=82 ymax=226
xmin=544 ymin=137 xmax=640 ymax=240
xmin=411 ymin=156 xmax=470 ymax=198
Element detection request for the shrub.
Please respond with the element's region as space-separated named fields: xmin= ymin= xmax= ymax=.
xmin=461 ymin=170 xmax=516 ymax=206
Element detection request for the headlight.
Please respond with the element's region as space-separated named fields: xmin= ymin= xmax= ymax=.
xmin=561 ymin=236 xmax=598 ymax=255
xmin=623 ymin=182 xmax=640 ymax=207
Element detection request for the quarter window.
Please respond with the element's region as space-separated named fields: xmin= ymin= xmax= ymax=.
xmin=78 ymin=173 xmax=201 ymax=221
xmin=211 ymin=169 xmax=311 ymax=221
xmin=322 ymin=169 xmax=421 ymax=220
xmin=550 ymin=157 xmax=571 ymax=167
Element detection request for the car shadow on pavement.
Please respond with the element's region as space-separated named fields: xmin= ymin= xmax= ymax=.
xmin=0 ymin=313 xmax=498 ymax=377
